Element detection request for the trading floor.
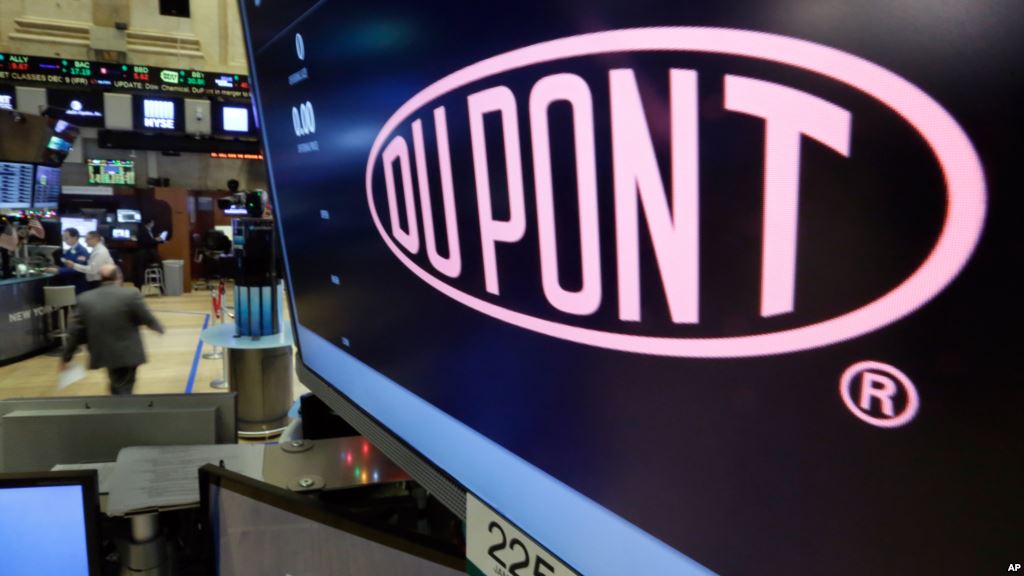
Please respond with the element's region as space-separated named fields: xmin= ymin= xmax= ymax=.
xmin=0 ymin=287 xmax=307 ymax=402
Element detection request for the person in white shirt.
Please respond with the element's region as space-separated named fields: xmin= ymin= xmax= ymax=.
xmin=65 ymin=231 xmax=114 ymax=290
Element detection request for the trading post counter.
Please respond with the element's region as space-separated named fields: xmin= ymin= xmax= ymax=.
xmin=0 ymin=273 xmax=57 ymax=364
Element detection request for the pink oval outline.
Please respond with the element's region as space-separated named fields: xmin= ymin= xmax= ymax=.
xmin=364 ymin=27 xmax=986 ymax=358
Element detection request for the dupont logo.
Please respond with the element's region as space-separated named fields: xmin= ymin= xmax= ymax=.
xmin=365 ymin=27 xmax=986 ymax=358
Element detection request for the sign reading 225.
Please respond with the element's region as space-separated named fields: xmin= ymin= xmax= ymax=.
xmin=467 ymin=495 xmax=579 ymax=576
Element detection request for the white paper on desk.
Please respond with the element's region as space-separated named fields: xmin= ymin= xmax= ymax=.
xmin=105 ymin=444 xmax=264 ymax=516
xmin=57 ymin=363 xmax=86 ymax=390
xmin=52 ymin=462 xmax=117 ymax=494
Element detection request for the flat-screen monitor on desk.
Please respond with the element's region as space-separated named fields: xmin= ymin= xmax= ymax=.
xmin=200 ymin=465 xmax=463 ymax=576
xmin=0 ymin=469 xmax=101 ymax=576
xmin=0 ymin=393 xmax=237 ymax=472
xmin=111 ymin=227 xmax=132 ymax=240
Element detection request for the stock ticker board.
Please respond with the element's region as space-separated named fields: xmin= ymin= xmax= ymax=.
xmin=0 ymin=52 xmax=249 ymax=99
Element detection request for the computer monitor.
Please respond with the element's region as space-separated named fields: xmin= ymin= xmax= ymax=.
xmin=0 ymin=393 xmax=237 ymax=472
xmin=60 ymin=216 xmax=97 ymax=252
xmin=0 ymin=161 xmax=34 ymax=209
xmin=0 ymin=469 xmax=102 ymax=576
xmin=240 ymin=2 xmax=1019 ymax=575
xmin=216 ymin=101 xmax=254 ymax=136
xmin=87 ymin=159 xmax=136 ymax=186
xmin=116 ymin=208 xmax=142 ymax=223
xmin=111 ymin=227 xmax=131 ymax=240
xmin=200 ymin=465 xmax=463 ymax=576
xmin=33 ymin=165 xmax=61 ymax=209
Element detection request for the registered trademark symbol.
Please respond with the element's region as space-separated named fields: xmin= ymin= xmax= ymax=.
xmin=839 ymin=360 xmax=919 ymax=428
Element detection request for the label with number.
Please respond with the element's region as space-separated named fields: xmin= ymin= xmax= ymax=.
xmin=467 ymin=494 xmax=580 ymax=576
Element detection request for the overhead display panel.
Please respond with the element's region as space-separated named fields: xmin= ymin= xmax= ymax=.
xmin=46 ymin=89 xmax=105 ymax=127
xmin=240 ymin=2 xmax=1021 ymax=575
xmin=0 ymin=52 xmax=249 ymax=99
xmin=133 ymin=96 xmax=184 ymax=133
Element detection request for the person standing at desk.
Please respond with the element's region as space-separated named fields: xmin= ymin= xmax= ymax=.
xmin=65 ymin=231 xmax=114 ymax=290
xmin=61 ymin=264 xmax=165 ymax=395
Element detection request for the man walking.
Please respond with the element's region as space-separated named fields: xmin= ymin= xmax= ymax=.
xmin=61 ymin=264 xmax=165 ymax=395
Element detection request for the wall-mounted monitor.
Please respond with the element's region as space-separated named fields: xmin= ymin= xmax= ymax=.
xmin=0 ymin=470 xmax=102 ymax=575
xmin=240 ymin=2 xmax=1020 ymax=576
xmin=0 ymin=161 xmax=34 ymax=209
xmin=133 ymin=96 xmax=183 ymax=132
xmin=214 ymin=100 xmax=254 ymax=136
xmin=222 ymin=105 xmax=250 ymax=133
xmin=32 ymin=165 xmax=60 ymax=208
xmin=87 ymin=159 xmax=135 ymax=186
xmin=116 ymin=208 xmax=141 ymax=223
xmin=45 ymin=89 xmax=105 ymax=128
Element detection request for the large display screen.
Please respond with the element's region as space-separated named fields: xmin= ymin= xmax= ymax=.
xmin=46 ymin=89 xmax=105 ymax=128
xmin=240 ymin=2 xmax=1021 ymax=575
xmin=133 ymin=96 xmax=183 ymax=132
xmin=215 ymin=101 xmax=254 ymax=135
xmin=0 ymin=52 xmax=249 ymax=99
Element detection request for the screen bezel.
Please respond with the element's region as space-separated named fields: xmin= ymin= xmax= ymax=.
xmin=0 ymin=469 xmax=102 ymax=576
xmin=198 ymin=464 xmax=465 ymax=573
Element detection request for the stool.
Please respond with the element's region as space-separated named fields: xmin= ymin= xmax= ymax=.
xmin=142 ymin=265 xmax=164 ymax=297
xmin=44 ymin=285 xmax=77 ymax=350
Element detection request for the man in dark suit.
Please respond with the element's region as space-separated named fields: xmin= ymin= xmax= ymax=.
xmin=61 ymin=264 xmax=165 ymax=395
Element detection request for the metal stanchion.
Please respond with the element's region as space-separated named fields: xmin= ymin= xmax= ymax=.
xmin=207 ymin=280 xmax=229 ymax=389
xmin=203 ymin=281 xmax=225 ymax=360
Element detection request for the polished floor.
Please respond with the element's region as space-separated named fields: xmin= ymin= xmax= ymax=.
xmin=0 ymin=285 xmax=307 ymax=402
